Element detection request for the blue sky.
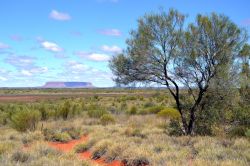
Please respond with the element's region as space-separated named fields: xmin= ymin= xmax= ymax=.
xmin=0 ymin=0 xmax=249 ymax=87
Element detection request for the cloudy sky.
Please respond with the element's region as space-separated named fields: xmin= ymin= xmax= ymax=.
xmin=0 ymin=0 xmax=249 ymax=87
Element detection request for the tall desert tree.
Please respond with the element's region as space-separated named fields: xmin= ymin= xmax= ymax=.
xmin=109 ymin=9 xmax=247 ymax=135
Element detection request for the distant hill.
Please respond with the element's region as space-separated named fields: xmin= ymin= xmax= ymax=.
xmin=42 ymin=82 xmax=94 ymax=88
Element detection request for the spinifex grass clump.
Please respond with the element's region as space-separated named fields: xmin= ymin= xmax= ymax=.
xmin=10 ymin=109 xmax=41 ymax=132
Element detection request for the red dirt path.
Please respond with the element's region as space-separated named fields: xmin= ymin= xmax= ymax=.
xmin=48 ymin=136 xmax=123 ymax=166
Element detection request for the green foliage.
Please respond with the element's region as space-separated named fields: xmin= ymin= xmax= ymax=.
xmin=100 ymin=114 xmax=115 ymax=125
xmin=168 ymin=120 xmax=183 ymax=136
xmin=39 ymin=106 xmax=49 ymax=121
xmin=59 ymin=100 xmax=71 ymax=120
xmin=157 ymin=108 xmax=180 ymax=120
xmin=245 ymin=129 xmax=250 ymax=138
xmin=88 ymin=109 xmax=108 ymax=118
xmin=53 ymin=132 xmax=71 ymax=142
xmin=0 ymin=111 xmax=9 ymax=125
xmin=143 ymin=101 xmax=155 ymax=108
xmin=231 ymin=106 xmax=250 ymax=126
xmin=229 ymin=126 xmax=247 ymax=137
xmin=147 ymin=105 xmax=165 ymax=114
xmin=194 ymin=108 xmax=221 ymax=136
xmin=10 ymin=109 xmax=41 ymax=132
xmin=127 ymin=106 xmax=137 ymax=115
xmin=43 ymin=127 xmax=82 ymax=142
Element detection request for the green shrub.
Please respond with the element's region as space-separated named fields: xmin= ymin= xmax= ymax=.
xmin=127 ymin=106 xmax=137 ymax=115
xmin=143 ymin=101 xmax=155 ymax=108
xmin=88 ymin=109 xmax=108 ymax=118
xmin=229 ymin=126 xmax=247 ymax=137
xmin=11 ymin=110 xmax=41 ymax=132
xmin=157 ymin=108 xmax=180 ymax=120
xmin=39 ymin=106 xmax=49 ymax=121
xmin=43 ymin=127 xmax=82 ymax=142
xmin=0 ymin=111 xmax=9 ymax=125
xmin=168 ymin=120 xmax=183 ymax=136
xmin=59 ymin=101 xmax=71 ymax=120
xmin=147 ymin=105 xmax=165 ymax=114
xmin=100 ymin=114 xmax=115 ymax=125
xmin=232 ymin=106 xmax=250 ymax=126
xmin=194 ymin=108 xmax=220 ymax=136
xmin=245 ymin=129 xmax=250 ymax=138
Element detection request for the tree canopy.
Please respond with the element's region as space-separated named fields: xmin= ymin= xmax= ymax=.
xmin=109 ymin=9 xmax=248 ymax=135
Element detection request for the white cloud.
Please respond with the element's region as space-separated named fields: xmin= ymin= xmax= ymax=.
xmin=0 ymin=42 xmax=10 ymax=49
xmin=68 ymin=61 xmax=90 ymax=73
xmin=99 ymin=29 xmax=122 ymax=36
xmin=88 ymin=53 xmax=110 ymax=61
xmin=21 ymin=70 xmax=33 ymax=76
xmin=75 ymin=51 xmax=110 ymax=62
xmin=50 ymin=10 xmax=71 ymax=21
xmin=101 ymin=45 xmax=122 ymax=53
xmin=0 ymin=76 xmax=7 ymax=81
xmin=5 ymin=55 xmax=35 ymax=69
xmin=20 ymin=67 xmax=48 ymax=77
xmin=41 ymin=41 xmax=63 ymax=52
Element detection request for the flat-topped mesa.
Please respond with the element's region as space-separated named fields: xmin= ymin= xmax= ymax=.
xmin=42 ymin=82 xmax=94 ymax=88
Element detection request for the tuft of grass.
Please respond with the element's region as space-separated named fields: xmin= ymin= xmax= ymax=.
xmin=11 ymin=151 xmax=30 ymax=163
xmin=100 ymin=114 xmax=115 ymax=125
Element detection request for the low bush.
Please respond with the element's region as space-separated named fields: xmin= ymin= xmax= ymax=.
xmin=245 ymin=129 xmax=250 ymax=138
xmin=157 ymin=108 xmax=180 ymax=120
xmin=229 ymin=126 xmax=247 ymax=137
xmin=127 ymin=106 xmax=137 ymax=115
xmin=39 ymin=106 xmax=49 ymax=121
xmin=10 ymin=109 xmax=41 ymax=132
xmin=147 ymin=105 xmax=165 ymax=114
xmin=100 ymin=114 xmax=115 ymax=125
xmin=58 ymin=101 xmax=71 ymax=120
xmin=43 ymin=127 xmax=82 ymax=142
xmin=168 ymin=120 xmax=183 ymax=136
xmin=143 ymin=101 xmax=155 ymax=108
xmin=0 ymin=111 xmax=9 ymax=125
xmin=88 ymin=109 xmax=108 ymax=118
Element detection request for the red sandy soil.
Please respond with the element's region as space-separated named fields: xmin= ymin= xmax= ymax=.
xmin=48 ymin=135 xmax=123 ymax=166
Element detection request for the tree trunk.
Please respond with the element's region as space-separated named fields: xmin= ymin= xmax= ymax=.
xmin=187 ymin=110 xmax=195 ymax=135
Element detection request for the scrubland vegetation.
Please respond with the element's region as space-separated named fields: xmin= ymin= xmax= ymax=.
xmin=0 ymin=89 xmax=249 ymax=166
xmin=0 ymin=8 xmax=249 ymax=166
